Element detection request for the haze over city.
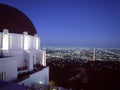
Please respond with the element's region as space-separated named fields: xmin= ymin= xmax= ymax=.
xmin=1 ymin=0 xmax=120 ymax=48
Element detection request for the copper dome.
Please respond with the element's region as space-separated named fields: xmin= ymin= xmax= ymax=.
xmin=0 ymin=4 xmax=37 ymax=35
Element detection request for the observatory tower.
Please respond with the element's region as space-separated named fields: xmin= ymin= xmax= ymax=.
xmin=0 ymin=4 xmax=46 ymax=81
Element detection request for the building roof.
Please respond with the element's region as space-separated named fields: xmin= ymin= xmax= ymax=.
xmin=0 ymin=4 xmax=37 ymax=35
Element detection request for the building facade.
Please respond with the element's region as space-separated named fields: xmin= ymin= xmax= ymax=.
xmin=0 ymin=4 xmax=46 ymax=82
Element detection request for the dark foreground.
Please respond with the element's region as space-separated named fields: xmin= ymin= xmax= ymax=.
xmin=47 ymin=59 xmax=120 ymax=90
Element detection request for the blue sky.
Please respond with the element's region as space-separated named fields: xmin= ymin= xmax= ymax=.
xmin=0 ymin=0 xmax=120 ymax=48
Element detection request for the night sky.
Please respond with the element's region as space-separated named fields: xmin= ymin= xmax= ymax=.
xmin=0 ymin=0 xmax=120 ymax=48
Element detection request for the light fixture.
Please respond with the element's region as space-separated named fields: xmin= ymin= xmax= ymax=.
xmin=2 ymin=29 xmax=9 ymax=50
xmin=39 ymin=81 xmax=42 ymax=84
xmin=23 ymin=31 xmax=29 ymax=50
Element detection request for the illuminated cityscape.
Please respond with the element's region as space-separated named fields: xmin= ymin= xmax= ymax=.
xmin=0 ymin=0 xmax=120 ymax=90
xmin=45 ymin=47 xmax=120 ymax=61
xmin=45 ymin=47 xmax=120 ymax=90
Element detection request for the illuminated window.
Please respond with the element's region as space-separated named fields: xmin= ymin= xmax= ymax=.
xmin=2 ymin=29 xmax=9 ymax=50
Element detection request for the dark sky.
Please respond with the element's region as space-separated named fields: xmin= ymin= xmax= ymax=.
xmin=0 ymin=0 xmax=120 ymax=48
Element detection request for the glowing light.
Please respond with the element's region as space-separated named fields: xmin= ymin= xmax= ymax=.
xmin=52 ymin=89 xmax=56 ymax=90
xmin=35 ymin=36 xmax=39 ymax=49
xmin=42 ymin=51 xmax=46 ymax=66
xmin=3 ymin=34 xmax=9 ymax=50
xmin=24 ymin=35 xmax=28 ymax=50
xmin=39 ymin=81 xmax=42 ymax=84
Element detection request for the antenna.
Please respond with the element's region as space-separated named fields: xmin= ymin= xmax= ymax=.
xmin=93 ymin=48 xmax=96 ymax=61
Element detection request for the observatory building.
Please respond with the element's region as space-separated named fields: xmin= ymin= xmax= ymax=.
xmin=0 ymin=4 xmax=47 ymax=84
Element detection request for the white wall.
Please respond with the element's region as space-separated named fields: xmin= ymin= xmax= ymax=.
xmin=30 ymin=67 xmax=49 ymax=84
xmin=0 ymin=57 xmax=17 ymax=81
xmin=0 ymin=32 xmax=46 ymax=81
xmin=4 ymin=49 xmax=23 ymax=56
xmin=27 ymin=35 xmax=36 ymax=50
xmin=9 ymin=33 xmax=23 ymax=49
xmin=18 ymin=67 xmax=49 ymax=85
xmin=0 ymin=32 xmax=39 ymax=50
xmin=2 ymin=50 xmax=26 ymax=68
xmin=36 ymin=50 xmax=46 ymax=66
xmin=2 ymin=49 xmax=46 ymax=71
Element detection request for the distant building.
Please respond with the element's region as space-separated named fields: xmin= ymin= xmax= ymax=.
xmin=0 ymin=3 xmax=47 ymax=84
xmin=93 ymin=48 xmax=96 ymax=61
